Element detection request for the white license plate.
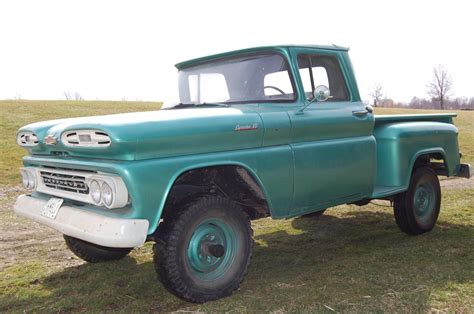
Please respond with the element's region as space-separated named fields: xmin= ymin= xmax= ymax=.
xmin=41 ymin=198 xmax=64 ymax=220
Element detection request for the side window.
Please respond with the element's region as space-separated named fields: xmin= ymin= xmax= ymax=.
xmin=263 ymin=70 xmax=294 ymax=98
xmin=297 ymin=54 xmax=349 ymax=101
xmin=299 ymin=67 xmax=329 ymax=98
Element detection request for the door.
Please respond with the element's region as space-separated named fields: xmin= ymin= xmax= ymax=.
xmin=289 ymin=50 xmax=376 ymax=213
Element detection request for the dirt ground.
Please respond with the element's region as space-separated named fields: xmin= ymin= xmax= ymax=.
xmin=1 ymin=176 xmax=473 ymax=272
xmin=0 ymin=186 xmax=82 ymax=272
xmin=440 ymin=175 xmax=474 ymax=189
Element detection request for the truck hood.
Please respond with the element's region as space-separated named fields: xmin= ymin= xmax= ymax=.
xmin=19 ymin=108 xmax=264 ymax=160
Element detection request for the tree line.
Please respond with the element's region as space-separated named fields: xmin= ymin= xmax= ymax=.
xmin=370 ymin=65 xmax=473 ymax=110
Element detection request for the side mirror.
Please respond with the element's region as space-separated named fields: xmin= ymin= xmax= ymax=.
xmin=296 ymin=85 xmax=331 ymax=115
xmin=313 ymin=85 xmax=330 ymax=102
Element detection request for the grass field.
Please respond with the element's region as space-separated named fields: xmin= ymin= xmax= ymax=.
xmin=0 ymin=100 xmax=473 ymax=312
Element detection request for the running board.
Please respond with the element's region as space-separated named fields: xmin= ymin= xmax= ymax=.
xmin=370 ymin=186 xmax=406 ymax=199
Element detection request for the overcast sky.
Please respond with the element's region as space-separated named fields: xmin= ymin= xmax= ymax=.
xmin=0 ymin=0 xmax=472 ymax=103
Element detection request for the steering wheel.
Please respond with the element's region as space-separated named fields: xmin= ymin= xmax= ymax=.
xmin=264 ymin=85 xmax=286 ymax=95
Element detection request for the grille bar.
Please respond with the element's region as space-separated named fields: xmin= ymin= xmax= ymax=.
xmin=40 ymin=171 xmax=89 ymax=194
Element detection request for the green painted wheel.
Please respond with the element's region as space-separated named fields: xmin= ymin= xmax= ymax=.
xmin=187 ymin=218 xmax=238 ymax=281
xmin=154 ymin=196 xmax=253 ymax=303
xmin=413 ymin=183 xmax=436 ymax=224
xmin=394 ymin=166 xmax=441 ymax=235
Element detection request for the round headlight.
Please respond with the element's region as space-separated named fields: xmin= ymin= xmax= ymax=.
xmin=20 ymin=170 xmax=29 ymax=188
xmin=90 ymin=180 xmax=101 ymax=204
xmin=101 ymin=182 xmax=114 ymax=208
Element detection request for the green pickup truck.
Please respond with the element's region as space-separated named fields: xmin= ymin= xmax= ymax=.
xmin=14 ymin=45 xmax=471 ymax=302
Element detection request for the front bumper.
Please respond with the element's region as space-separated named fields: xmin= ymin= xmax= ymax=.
xmin=14 ymin=194 xmax=149 ymax=248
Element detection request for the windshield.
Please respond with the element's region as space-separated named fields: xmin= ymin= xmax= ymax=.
xmin=177 ymin=53 xmax=295 ymax=105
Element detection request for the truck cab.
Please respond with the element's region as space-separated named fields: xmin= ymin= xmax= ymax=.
xmin=14 ymin=45 xmax=471 ymax=303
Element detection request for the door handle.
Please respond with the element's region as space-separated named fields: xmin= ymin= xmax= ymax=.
xmin=352 ymin=105 xmax=374 ymax=117
xmin=352 ymin=109 xmax=369 ymax=117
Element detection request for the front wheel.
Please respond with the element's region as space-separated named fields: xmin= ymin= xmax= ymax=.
xmin=154 ymin=196 xmax=253 ymax=303
xmin=393 ymin=167 xmax=441 ymax=235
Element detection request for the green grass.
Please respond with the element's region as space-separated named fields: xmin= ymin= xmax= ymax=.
xmin=0 ymin=101 xmax=473 ymax=311
xmin=1 ymin=189 xmax=473 ymax=312
xmin=1 ymin=101 xmax=472 ymax=186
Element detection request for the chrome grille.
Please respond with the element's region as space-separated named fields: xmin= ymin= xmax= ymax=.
xmin=40 ymin=171 xmax=89 ymax=194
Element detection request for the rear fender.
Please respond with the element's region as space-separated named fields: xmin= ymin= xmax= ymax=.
xmin=407 ymin=148 xmax=447 ymax=186
xmin=374 ymin=121 xmax=460 ymax=190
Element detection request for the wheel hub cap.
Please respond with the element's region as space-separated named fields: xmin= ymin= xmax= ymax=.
xmin=413 ymin=183 xmax=435 ymax=220
xmin=187 ymin=219 xmax=237 ymax=280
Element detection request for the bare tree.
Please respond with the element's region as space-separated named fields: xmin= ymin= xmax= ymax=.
xmin=427 ymin=65 xmax=453 ymax=110
xmin=74 ymin=92 xmax=83 ymax=101
xmin=369 ymin=83 xmax=383 ymax=107
xmin=64 ymin=91 xmax=72 ymax=100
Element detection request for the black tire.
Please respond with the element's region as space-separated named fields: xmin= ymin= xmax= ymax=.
xmin=393 ymin=167 xmax=441 ymax=235
xmin=154 ymin=196 xmax=253 ymax=303
xmin=302 ymin=209 xmax=326 ymax=218
xmin=64 ymin=235 xmax=132 ymax=263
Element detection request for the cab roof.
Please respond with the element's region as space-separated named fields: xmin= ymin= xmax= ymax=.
xmin=175 ymin=44 xmax=349 ymax=69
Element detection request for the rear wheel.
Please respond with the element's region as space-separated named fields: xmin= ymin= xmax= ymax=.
xmin=64 ymin=235 xmax=132 ymax=263
xmin=394 ymin=167 xmax=441 ymax=235
xmin=154 ymin=196 xmax=253 ymax=303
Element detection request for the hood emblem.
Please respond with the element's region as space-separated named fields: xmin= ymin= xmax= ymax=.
xmin=44 ymin=134 xmax=57 ymax=145
xmin=235 ymin=123 xmax=258 ymax=131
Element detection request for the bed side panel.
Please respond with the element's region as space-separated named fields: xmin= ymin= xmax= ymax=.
xmin=374 ymin=121 xmax=460 ymax=189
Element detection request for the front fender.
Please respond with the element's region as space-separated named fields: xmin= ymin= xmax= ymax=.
xmin=154 ymin=160 xmax=273 ymax=231
xmin=139 ymin=145 xmax=294 ymax=233
xmin=24 ymin=144 xmax=294 ymax=234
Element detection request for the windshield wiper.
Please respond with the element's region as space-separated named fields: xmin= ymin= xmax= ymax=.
xmin=197 ymin=102 xmax=229 ymax=107
xmin=167 ymin=103 xmax=195 ymax=109
xmin=167 ymin=102 xmax=229 ymax=109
